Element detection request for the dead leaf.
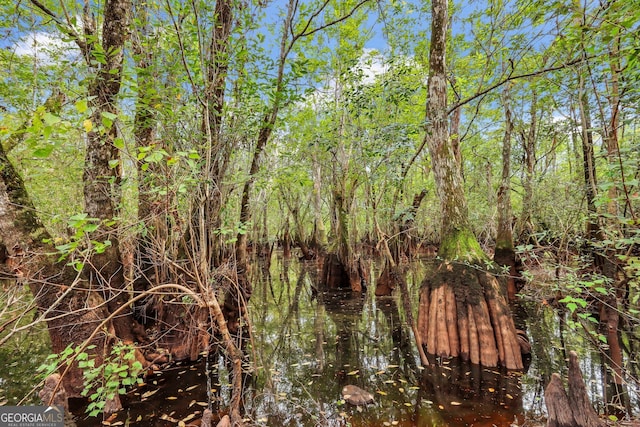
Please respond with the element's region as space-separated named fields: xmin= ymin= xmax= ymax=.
xmin=141 ymin=389 xmax=158 ymax=399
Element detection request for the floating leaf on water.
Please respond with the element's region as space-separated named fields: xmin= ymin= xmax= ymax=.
xmin=196 ymin=402 xmax=208 ymax=407
xmin=188 ymin=400 xmax=196 ymax=408
xmin=141 ymin=389 xmax=158 ymax=399
xmin=403 ymin=402 xmax=412 ymax=407
xmin=392 ymin=422 xmax=399 ymax=426
xmin=160 ymin=414 xmax=178 ymax=422
xmin=257 ymin=417 xmax=268 ymax=422
xmin=451 ymin=401 xmax=462 ymax=406
xmin=488 ymin=387 xmax=495 ymax=392
xmin=409 ymin=386 xmax=420 ymax=390
xmin=376 ymin=390 xmax=387 ymax=395
xmin=136 ymin=415 xmax=142 ymax=422
xmin=339 ymin=412 xmax=347 ymax=418
xmin=307 ymin=381 xmax=313 ymax=386
xmin=357 ymin=406 xmax=363 ymax=413
xmin=181 ymin=413 xmax=195 ymax=422
xmin=178 ymin=370 xmax=186 ymax=375
xmin=506 ymin=393 xmax=513 ymax=399
xmin=166 ymin=396 xmax=178 ymax=400
xmin=178 ymin=422 xmax=185 ymax=427
xmin=398 ymin=388 xmax=405 ymax=393
xmin=384 ymin=380 xmax=395 ymax=384
xmin=290 ymin=363 xmax=299 ymax=367
xmin=384 ymin=422 xmax=391 ymax=426
xmin=186 ymin=384 xmax=198 ymax=391
xmin=387 ymin=365 xmax=399 ymax=369
xmin=438 ymin=404 xmax=444 ymax=410
xmin=398 ymin=378 xmax=407 ymax=383
xmin=347 ymin=370 xmax=359 ymax=376
xmin=375 ymin=370 xmax=386 ymax=375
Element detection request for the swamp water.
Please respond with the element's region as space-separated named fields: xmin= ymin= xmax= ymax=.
xmin=1 ymin=254 xmax=638 ymax=426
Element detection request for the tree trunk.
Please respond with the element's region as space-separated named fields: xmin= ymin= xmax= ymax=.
xmin=545 ymin=351 xmax=605 ymax=427
xmin=311 ymin=149 xmax=328 ymax=250
xmin=81 ymin=0 xmax=148 ymax=351
xmin=577 ymin=74 xmax=600 ymax=239
xmin=518 ymin=86 xmax=538 ymax=243
xmin=417 ymin=0 xmax=522 ymax=370
xmin=0 ymin=144 xmax=114 ymax=397
xmin=494 ymin=84 xmax=519 ymax=303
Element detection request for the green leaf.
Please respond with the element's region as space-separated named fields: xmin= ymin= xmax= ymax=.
xmin=101 ymin=111 xmax=118 ymax=121
xmin=33 ymin=145 xmax=54 ymax=158
xmin=144 ymin=150 xmax=164 ymax=163
xmin=42 ymin=112 xmax=61 ymax=126
xmin=75 ymin=99 xmax=88 ymax=113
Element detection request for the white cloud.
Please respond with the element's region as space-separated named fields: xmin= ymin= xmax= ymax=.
xmin=13 ymin=31 xmax=77 ymax=63
xmin=356 ymin=48 xmax=388 ymax=84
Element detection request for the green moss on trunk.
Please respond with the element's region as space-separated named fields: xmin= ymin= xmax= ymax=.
xmin=439 ymin=227 xmax=486 ymax=262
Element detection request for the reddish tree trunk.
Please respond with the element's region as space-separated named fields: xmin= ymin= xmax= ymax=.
xmin=545 ymin=351 xmax=605 ymax=427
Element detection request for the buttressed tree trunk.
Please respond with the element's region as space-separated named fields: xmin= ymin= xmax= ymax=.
xmin=416 ymin=0 xmax=523 ymax=370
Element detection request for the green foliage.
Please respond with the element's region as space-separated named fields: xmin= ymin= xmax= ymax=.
xmin=38 ymin=342 xmax=144 ymax=417
xmin=42 ymin=213 xmax=112 ymax=270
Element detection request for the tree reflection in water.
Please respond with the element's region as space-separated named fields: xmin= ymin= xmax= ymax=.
xmin=87 ymin=255 xmax=625 ymax=426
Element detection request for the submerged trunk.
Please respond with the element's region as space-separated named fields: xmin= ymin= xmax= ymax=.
xmin=417 ymin=0 xmax=522 ymax=370
xmin=322 ymin=189 xmax=363 ymax=292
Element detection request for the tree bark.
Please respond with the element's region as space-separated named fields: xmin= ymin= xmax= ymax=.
xmin=518 ymin=86 xmax=538 ymax=243
xmin=494 ymin=84 xmax=519 ymax=303
xmin=577 ymin=74 xmax=600 ymax=239
xmin=417 ymin=0 xmax=522 ymax=369
xmin=544 ymin=352 xmax=605 ymax=427
xmin=0 ymin=143 xmax=114 ymax=397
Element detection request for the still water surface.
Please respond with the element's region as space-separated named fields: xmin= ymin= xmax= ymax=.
xmin=1 ymin=254 xmax=637 ymax=426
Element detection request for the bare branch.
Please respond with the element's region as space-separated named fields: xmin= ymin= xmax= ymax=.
xmin=296 ymin=0 xmax=371 ymax=40
xmin=447 ymin=56 xmax=589 ymax=114
xmin=28 ymin=0 xmax=89 ymax=58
